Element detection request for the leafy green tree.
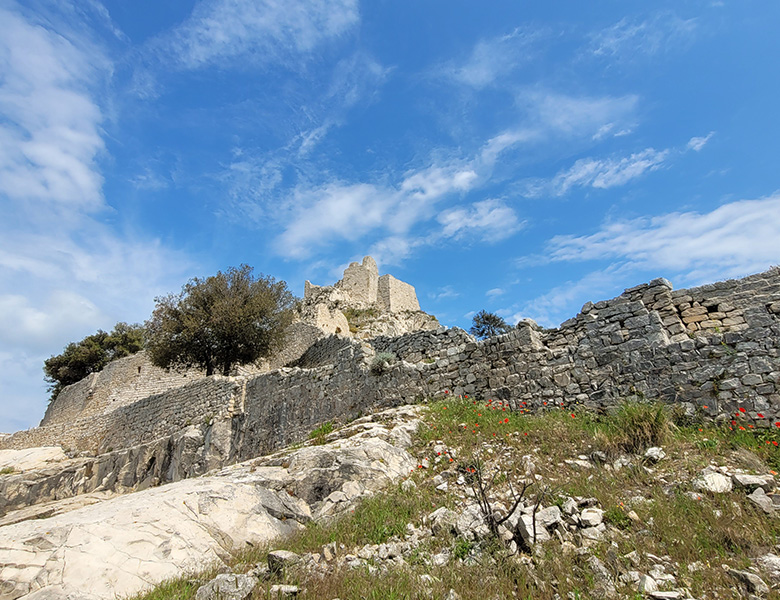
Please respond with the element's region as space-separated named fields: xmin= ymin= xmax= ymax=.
xmin=43 ymin=322 xmax=145 ymax=400
xmin=469 ymin=310 xmax=511 ymax=339
xmin=145 ymin=265 xmax=296 ymax=376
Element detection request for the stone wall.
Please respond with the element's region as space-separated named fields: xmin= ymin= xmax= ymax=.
xmin=41 ymin=352 xmax=205 ymax=427
xmin=378 ymin=274 xmax=420 ymax=312
xmin=3 ymin=268 xmax=779 ymax=463
xmin=2 ymin=377 xmax=243 ymax=454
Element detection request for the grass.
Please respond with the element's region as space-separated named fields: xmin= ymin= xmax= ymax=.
xmin=308 ymin=421 xmax=334 ymax=444
xmin=128 ymin=394 xmax=780 ymax=600
xmin=0 ymin=466 xmax=16 ymax=475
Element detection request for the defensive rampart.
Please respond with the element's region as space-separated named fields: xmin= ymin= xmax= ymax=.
xmin=2 ymin=268 xmax=778 ymax=462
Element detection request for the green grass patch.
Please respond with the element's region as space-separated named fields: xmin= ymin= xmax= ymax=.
xmin=308 ymin=421 xmax=334 ymax=444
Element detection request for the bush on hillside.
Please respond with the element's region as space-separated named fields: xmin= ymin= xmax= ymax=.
xmin=43 ymin=322 xmax=145 ymax=401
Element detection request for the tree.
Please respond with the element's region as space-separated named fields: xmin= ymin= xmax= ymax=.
xmin=469 ymin=310 xmax=511 ymax=339
xmin=43 ymin=322 xmax=145 ymax=400
xmin=145 ymin=265 xmax=296 ymax=376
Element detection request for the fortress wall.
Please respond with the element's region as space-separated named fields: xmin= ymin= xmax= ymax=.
xmin=378 ymin=274 xmax=421 ymax=313
xmin=3 ymin=269 xmax=779 ymax=458
xmin=41 ymin=352 xmax=206 ymax=427
xmin=1 ymin=378 xmax=242 ymax=453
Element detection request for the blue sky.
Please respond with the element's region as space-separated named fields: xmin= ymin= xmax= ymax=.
xmin=2 ymin=0 xmax=779 ymax=433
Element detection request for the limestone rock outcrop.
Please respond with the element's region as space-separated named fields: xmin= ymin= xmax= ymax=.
xmin=0 ymin=406 xmax=420 ymax=600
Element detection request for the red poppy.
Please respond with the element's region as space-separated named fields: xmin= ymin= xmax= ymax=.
xmin=739 ymin=407 xmax=746 ymax=413
xmin=504 ymin=418 xmax=509 ymax=423
xmin=758 ymin=413 xmax=765 ymax=418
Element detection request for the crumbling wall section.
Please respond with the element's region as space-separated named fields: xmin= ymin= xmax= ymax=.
xmin=3 ymin=269 xmax=779 ymax=460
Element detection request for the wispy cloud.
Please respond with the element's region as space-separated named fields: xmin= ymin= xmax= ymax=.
xmin=235 ymin=88 xmax=640 ymax=262
xmin=518 ymin=90 xmax=639 ymax=138
xmin=687 ymin=132 xmax=715 ymax=152
xmin=442 ymin=27 xmax=545 ymax=89
xmin=438 ymin=199 xmax=524 ymax=242
xmin=158 ymin=0 xmax=359 ymax=70
xmin=486 ymin=288 xmax=505 ymax=298
xmin=0 ymin=2 xmax=196 ymax=431
xmin=588 ymin=12 xmax=697 ymax=59
xmin=0 ymin=4 xmax=108 ymax=212
xmin=507 ymin=269 xmax=621 ymax=328
xmin=552 ymin=148 xmax=669 ymax=195
xmin=431 ymin=286 xmax=460 ymax=301
xmin=545 ymin=194 xmax=780 ymax=282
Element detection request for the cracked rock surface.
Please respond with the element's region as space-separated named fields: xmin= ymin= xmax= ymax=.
xmin=0 ymin=406 xmax=420 ymax=600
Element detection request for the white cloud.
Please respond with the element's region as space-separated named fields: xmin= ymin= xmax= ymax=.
xmin=589 ymin=12 xmax=697 ymax=59
xmin=160 ymin=0 xmax=359 ymax=69
xmin=519 ymin=90 xmax=638 ymax=138
xmin=438 ymin=199 xmax=524 ymax=242
xmin=0 ymin=4 xmax=108 ymax=211
xmin=444 ymin=27 xmax=544 ymax=89
xmin=429 ymin=286 xmax=460 ymax=301
xmin=486 ymin=288 xmax=505 ymax=298
xmin=552 ymin=148 xmax=669 ymax=194
xmin=0 ymin=3 xmax=196 ymax=432
xmin=687 ymin=132 xmax=715 ymax=152
xmin=274 ymin=182 xmax=397 ymax=259
xmin=546 ymin=194 xmax=780 ymax=282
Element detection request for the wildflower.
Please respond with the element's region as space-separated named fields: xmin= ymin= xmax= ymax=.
xmin=504 ymin=418 xmax=509 ymax=423
xmin=758 ymin=413 xmax=765 ymax=418
xmin=774 ymin=441 xmax=779 ymax=447
xmin=771 ymin=470 xmax=778 ymax=475
xmin=739 ymin=426 xmax=746 ymax=431
xmin=703 ymin=405 xmax=708 ymax=409
xmin=571 ymin=413 xmax=575 ymax=418
xmin=776 ymin=422 xmax=780 ymax=428
xmin=739 ymin=407 xmax=746 ymax=413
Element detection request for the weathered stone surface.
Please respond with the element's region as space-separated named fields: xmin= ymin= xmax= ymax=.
xmin=580 ymin=508 xmax=604 ymax=527
xmin=731 ymin=473 xmax=775 ymax=492
xmin=267 ymin=550 xmax=301 ymax=574
xmin=0 ymin=447 xmax=68 ymax=472
xmin=693 ymin=472 xmax=732 ymax=493
xmin=195 ymin=574 xmax=256 ymax=600
xmin=644 ymin=447 xmax=666 ymax=463
xmin=728 ymin=567 xmax=770 ymax=595
xmin=0 ymin=406 xmax=420 ymax=600
xmin=756 ymin=553 xmax=780 ymax=582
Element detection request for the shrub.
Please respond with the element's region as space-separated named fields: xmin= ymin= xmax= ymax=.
xmin=43 ymin=322 xmax=145 ymax=401
xmin=597 ymin=401 xmax=672 ymax=455
xmin=145 ymin=265 xmax=296 ymax=376
xmin=370 ymin=352 xmax=397 ymax=375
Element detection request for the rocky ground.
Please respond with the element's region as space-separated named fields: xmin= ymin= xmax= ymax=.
xmin=169 ymin=397 xmax=780 ymax=600
xmin=3 ymin=397 xmax=780 ymax=600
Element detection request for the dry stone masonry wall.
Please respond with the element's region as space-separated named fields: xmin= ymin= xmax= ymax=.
xmin=2 ymin=269 xmax=779 ymax=477
xmin=40 ymin=352 xmax=205 ymax=426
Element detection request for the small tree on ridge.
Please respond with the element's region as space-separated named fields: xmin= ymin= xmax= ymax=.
xmin=145 ymin=265 xmax=296 ymax=376
xmin=469 ymin=310 xmax=511 ymax=339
